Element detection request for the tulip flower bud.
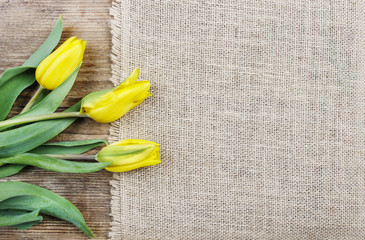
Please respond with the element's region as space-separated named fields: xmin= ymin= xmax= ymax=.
xmin=96 ymin=139 xmax=161 ymax=172
xmin=35 ymin=36 xmax=86 ymax=90
xmin=80 ymin=68 xmax=151 ymax=123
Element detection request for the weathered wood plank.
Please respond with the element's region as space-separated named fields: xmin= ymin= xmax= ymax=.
xmin=0 ymin=1 xmax=114 ymax=239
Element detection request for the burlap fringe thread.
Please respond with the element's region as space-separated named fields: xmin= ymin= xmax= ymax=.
xmin=109 ymin=0 xmax=124 ymax=239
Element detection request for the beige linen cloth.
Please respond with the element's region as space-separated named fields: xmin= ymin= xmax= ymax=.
xmin=109 ymin=0 xmax=364 ymax=239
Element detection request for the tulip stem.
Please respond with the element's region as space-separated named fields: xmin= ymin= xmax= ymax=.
xmin=0 ymin=112 xmax=89 ymax=129
xmin=21 ymin=86 xmax=46 ymax=114
xmin=45 ymin=154 xmax=96 ymax=160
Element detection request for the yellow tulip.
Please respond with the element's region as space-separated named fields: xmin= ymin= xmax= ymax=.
xmin=35 ymin=36 xmax=86 ymax=90
xmin=96 ymin=139 xmax=161 ymax=172
xmin=80 ymin=68 xmax=151 ymax=123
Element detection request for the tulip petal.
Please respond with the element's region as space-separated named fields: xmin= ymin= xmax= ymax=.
xmin=110 ymin=139 xmax=160 ymax=147
xmin=81 ymin=68 xmax=151 ymax=123
xmin=35 ymin=36 xmax=77 ymax=80
xmin=105 ymin=159 xmax=162 ymax=172
xmin=118 ymin=68 xmax=140 ymax=88
xmin=96 ymin=144 xmax=155 ymax=166
xmin=80 ymin=89 xmax=112 ymax=109
xmin=96 ymin=139 xmax=161 ymax=172
xmin=35 ymin=37 xmax=86 ymax=90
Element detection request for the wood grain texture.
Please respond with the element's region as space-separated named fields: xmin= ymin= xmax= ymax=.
xmin=0 ymin=0 xmax=114 ymax=239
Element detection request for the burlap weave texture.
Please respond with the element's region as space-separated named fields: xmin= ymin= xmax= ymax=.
xmin=109 ymin=1 xmax=364 ymax=239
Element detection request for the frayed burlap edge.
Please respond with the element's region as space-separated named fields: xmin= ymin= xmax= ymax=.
xmin=108 ymin=0 xmax=123 ymax=239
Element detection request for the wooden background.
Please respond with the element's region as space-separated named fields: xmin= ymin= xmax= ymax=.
xmin=0 ymin=0 xmax=114 ymax=239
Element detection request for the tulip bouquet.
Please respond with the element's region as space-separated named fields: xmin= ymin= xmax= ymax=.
xmin=0 ymin=17 xmax=160 ymax=237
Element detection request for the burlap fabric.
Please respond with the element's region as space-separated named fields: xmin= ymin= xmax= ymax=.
xmin=109 ymin=1 xmax=364 ymax=239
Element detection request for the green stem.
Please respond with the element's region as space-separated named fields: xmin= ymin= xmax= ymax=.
xmin=45 ymin=154 xmax=96 ymax=160
xmin=20 ymin=86 xmax=46 ymax=114
xmin=0 ymin=112 xmax=89 ymax=129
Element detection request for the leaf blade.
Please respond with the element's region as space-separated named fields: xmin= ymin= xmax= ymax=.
xmin=0 ymin=209 xmax=42 ymax=228
xmin=0 ymin=66 xmax=33 ymax=87
xmin=0 ymin=181 xmax=94 ymax=237
xmin=0 ymin=153 xmax=110 ymax=173
xmin=30 ymin=139 xmax=107 ymax=154
xmin=0 ymin=164 xmax=27 ymax=178
xmin=0 ymin=69 xmax=36 ymax=121
xmin=0 ymin=210 xmax=43 ymax=230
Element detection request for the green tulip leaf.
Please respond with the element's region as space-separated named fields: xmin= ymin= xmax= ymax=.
xmin=0 ymin=102 xmax=81 ymax=158
xmin=0 ymin=210 xmax=43 ymax=230
xmin=3 ymin=66 xmax=81 ymax=130
xmin=0 ymin=181 xmax=94 ymax=237
xmin=0 ymin=209 xmax=42 ymax=229
xmin=0 ymin=68 xmax=36 ymax=121
xmin=0 ymin=153 xmax=110 ymax=174
xmin=13 ymin=221 xmax=41 ymax=230
xmin=22 ymin=16 xmax=63 ymax=67
xmin=0 ymin=66 xmax=32 ymax=86
xmin=12 ymin=220 xmax=42 ymax=230
xmin=30 ymin=139 xmax=108 ymax=155
xmin=0 ymin=164 xmax=27 ymax=178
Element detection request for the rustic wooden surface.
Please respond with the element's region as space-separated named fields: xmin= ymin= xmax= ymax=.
xmin=0 ymin=1 xmax=114 ymax=239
